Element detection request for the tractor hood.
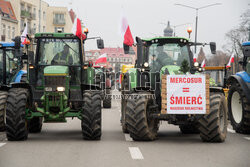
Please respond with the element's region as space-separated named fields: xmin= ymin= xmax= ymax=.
xmin=44 ymin=66 xmax=69 ymax=76
xmin=160 ymin=65 xmax=183 ymax=75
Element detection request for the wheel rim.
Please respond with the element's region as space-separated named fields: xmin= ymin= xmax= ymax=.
xmin=231 ymin=91 xmax=243 ymax=124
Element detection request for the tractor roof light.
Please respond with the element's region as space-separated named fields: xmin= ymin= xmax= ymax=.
xmin=84 ymin=28 xmax=89 ymax=34
xmin=144 ymin=62 xmax=149 ymax=67
xmin=187 ymin=27 xmax=192 ymax=34
xmin=194 ymin=62 xmax=199 ymax=68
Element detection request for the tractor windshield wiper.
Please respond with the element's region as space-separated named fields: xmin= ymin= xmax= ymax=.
xmin=59 ymin=39 xmax=79 ymax=55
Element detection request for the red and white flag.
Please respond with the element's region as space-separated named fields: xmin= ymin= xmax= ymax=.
xmin=21 ymin=23 xmax=28 ymax=44
xmin=95 ymin=53 xmax=107 ymax=64
xmin=72 ymin=18 xmax=86 ymax=40
xmin=201 ymin=59 xmax=206 ymax=68
xmin=226 ymin=54 xmax=234 ymax=68
xmin=120 ymin=12 xmax=134 ymax=47
xmin=193 ymin=53 xmax=198 ymax=62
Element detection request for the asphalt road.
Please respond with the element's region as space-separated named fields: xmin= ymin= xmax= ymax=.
xmin=0 ymin=91 xmax=250 ymax=167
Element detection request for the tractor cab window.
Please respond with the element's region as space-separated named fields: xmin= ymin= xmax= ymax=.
xmin=38 ymin=38 xmax=80 ymax=66
xmin=148 ymin=43 xmax=190 ymax=72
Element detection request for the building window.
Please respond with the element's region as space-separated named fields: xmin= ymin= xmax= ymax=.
xmin=21 ymin=3 xmax=25 ymax=11
xmin=8 ymin=26 xmax=11 ymax=39
xmin=33 ymin=8 xmax=36 ymax=19
xmin=2 ymin=24 xmax=6 ymax=36
xmin=12 ymin=27 xmax=15 ymax=39
xmin=20 ymin=19 xmax=24 ymax=32
xmin=43 ymin=11 xmax=46 ymax=20
xmin=33 ymin=23 xmax=36 ymax=34
xmin=43 ymin=26 xmax=46 ymax=32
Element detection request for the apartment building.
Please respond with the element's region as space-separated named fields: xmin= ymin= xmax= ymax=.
xmin=0 ymin=0 xmax=18 ymax=42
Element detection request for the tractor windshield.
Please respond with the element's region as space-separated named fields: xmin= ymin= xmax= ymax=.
xmin=148 ymin=43 xmax=190 ymax=72
xmin=246 ymin=57 xmax=250 ymax=73
xmin=38 ymin=38 xmax=80 ymax=66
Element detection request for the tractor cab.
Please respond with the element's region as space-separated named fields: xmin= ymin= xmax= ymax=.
xmin=0 ymin=39 xmax=23 ymax=87
xmin=242 ymin=42 xmax=250 ymax=74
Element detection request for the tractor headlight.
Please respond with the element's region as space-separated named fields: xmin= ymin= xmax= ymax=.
xmin=198 ymin=67 xmax=202 ymax=72
xmin=57 ymin=87 xmax=65 ymax=92
xmin=45 ymin=87 xmax=52 ymax=92
xmin=194 ymin=62 xmax=199 ymax=67
xmin=144 ymin=62 xmax=149 ymax=67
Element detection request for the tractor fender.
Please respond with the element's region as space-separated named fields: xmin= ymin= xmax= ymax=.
xmin=209 ymin=87 xmax=225 ymax=94
xmin=227 ymin=75 xmax=250 ymax=102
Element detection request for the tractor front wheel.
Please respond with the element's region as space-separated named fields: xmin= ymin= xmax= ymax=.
xmin=81 ymin=91 xmax=102 ymax=140
xmin=6 ymin=88 xmax=29 ymax=141
xmin=228 ymin=83 xmax=250 ymax=134
xmin=0 ymin=91 xmax=7 ymax=131
xmin=198 ymin=93 xmax=228 ymax=142
xmin=126 ymin=93 xmax=159 ymax=141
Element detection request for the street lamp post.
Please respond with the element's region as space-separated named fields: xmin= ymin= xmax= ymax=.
xmin=175 ymin=3 xmax=221 ymax=53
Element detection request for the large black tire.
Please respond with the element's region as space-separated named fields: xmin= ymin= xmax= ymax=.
xmin=28 ymin=117 xmax=43 ymax=133
xmin=179 ymin=124 xmax=199 ymax=134
xmin=121 ymin=98 xmax=128 ymax=133
xmin=228 ymin=83 xmax=250 ymax=134
xmin=6 ymin=88 xmax=29 ymax=141
xmin=126 ymin=93 xmax=159 ymax=141
xmin=0 ymin=91 xmax=8 ymax=131
xmin=103 ymin=89 xmax=111 ymax=108
xmin=198 ymin=93 xmax=228 ymax=142
xmin=81 ymin=91 xmax=102 ymax=140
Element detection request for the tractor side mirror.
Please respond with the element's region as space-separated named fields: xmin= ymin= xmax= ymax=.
xmin=210 ymin=42 xmax=216 ymax=54
xmin=123 ymin=44 xmax=130 ymax=54
xmin=97 ymin=39 xmax=104 ymax=49
xmin=14 ymin=36 xmax=21 ymax=50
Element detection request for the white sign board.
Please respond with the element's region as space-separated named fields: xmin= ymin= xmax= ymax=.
xmin=166 ymin=74 xmax=206 ymax=114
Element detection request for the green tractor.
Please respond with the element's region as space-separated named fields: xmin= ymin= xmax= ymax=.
xmin=5 ymin=32 xmax=104 ymax=141
xmin=121 ymin=37 xmax=228 ymax=142
xmin=0 ymin=37 xmax=24 ymax=131
xmin=93 ymin=65 xmax=112 ymax=108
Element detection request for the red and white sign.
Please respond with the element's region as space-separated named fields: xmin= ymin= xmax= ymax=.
xmin=166 ymin=75 xmax=206 ymax=114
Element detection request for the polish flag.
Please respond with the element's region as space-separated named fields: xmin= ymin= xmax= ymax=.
xmin=201 ymin=59 xmax=206 ymax=68
xmin=72 ymin=18 xmax=86 ymax=40
xmin=21 ymin=23 xmax=28 ymax=44
xmin=226 ymin=54 xmax=235 ymax=68
xmin=95 ymin=53 xmax=107 ymax=64
xmin=193 ymin=53 xmax=198 ymax=62
xmin=120 ymin=13 xmax=134 ymax=47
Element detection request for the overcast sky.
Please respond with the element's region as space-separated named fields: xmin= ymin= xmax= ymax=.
xmin=44 ymin=0 xmax=249 ymax=53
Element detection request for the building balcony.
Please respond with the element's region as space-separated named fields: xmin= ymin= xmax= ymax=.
xmin=21 ymin=10 xmax=35 ymax=20
xmin=53 ymin=19 xmax=66 ymax=25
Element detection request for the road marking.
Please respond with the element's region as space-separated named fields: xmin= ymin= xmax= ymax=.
xmin=129 ymin=147 xmax=144 ymax=160
xmin=125 ymin=134 xmax=133 ymax=142
xmin=0 ymin=143 xmax=6 ymax=147
xmin=227 ymin=128 xmax=235 ymax=133
xmin=244 ymin=137 xmax=250 ymax=141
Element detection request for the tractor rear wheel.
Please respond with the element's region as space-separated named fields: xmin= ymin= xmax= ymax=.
xmin=198 ymin=93 xmax=228 ymax=142
xmin=228 ymin=83 xmax=250 ymax=134
xmin=6 ymin=88 xmax=29 ymax=141
xmin=81 ymin=91 xmax=102 ymax=140
xmin=126 ymin=93 xmax=159 ymax=141
xmin=0 ymin=91 xmax=7 ymax=131
xmin=28 ymin=117 xmax=43 ymax=133
xmin=103 ymin=89 xmax=111 ymax=108
xmin=179 ymin=124 xmax=199 ymax=134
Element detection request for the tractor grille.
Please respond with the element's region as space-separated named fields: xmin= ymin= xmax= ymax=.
xmin=44 ymin=76 xmax=66 ymax=88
